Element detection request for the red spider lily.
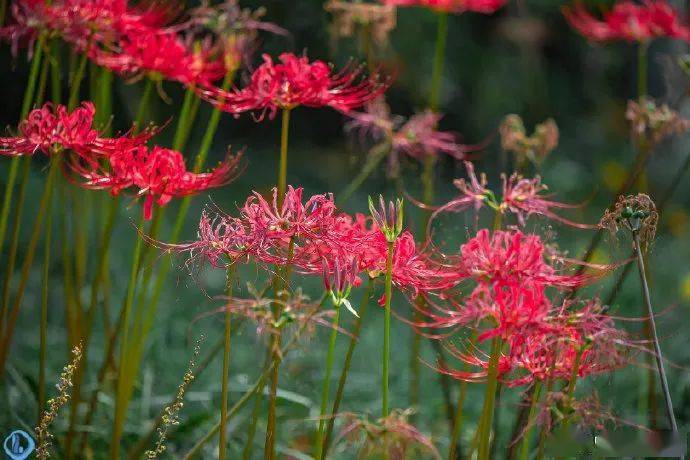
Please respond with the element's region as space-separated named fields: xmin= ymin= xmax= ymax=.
xmin=238 ymin=186 xmax=340 ymax=265
xmin=505 ymin=307 xmax=630 ymax=387
xmin=0 ymin=101 xmax=152 ymax=159
xmin=393 ymin=110 xmax=468 ymax=160
xmin=433 ymin=163 xmax=592 ymax=229
xmin=88 ymin=30 xmax=227 ymax=87
xmin=562 ymin=1 xmax=690 ymax=43
xmin=428 ymin=161 xmax=489 ymax=229
xmin=361 ymin=230 xmax=459 ymax=300
xmin=187 ymin=0 xmax=289 ymax=75
xmin=1 ymin=0 xmax=226 ymax=87
xmin=380 ymin=0 xmax=507 ymax=14
xmin=466 ymin=281 xmax=551 ymax=342
xmin=235 ymin=187 xmax=375 ymax=275
xmin=146 ymin=187 xmax=373 ymax=277
xmin=197 ymin=52 xmax=388 ymax=119
xmin=70 ymin=145 xmax=243 ymax=220
xmin=347 ymin=101 xmax=472 ymax=163
xmin=436 ymin=296 xmax=630 ymax=386
xmin=0 ymin=0 xmax=172 ymax=56
xmin=500 ymin=173 xmax=594 ymax=229
xmin=457 ymin=229 xmax=586 ymax=288
xmin=148 ymin=186 xmax=452 ymax=297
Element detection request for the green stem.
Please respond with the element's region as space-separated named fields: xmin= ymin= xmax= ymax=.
xmin=278 ymin=108 xmax=291 ymax=203
xmin=219 ymin=265 xmax=236 ymax=460
xmin=0 ymin=36 xmax=45 ymax=260
xmin=185 ymin=297 xmax=326 ymax=459
xmin=50 ymin=40 xmax=62 ymax=104
xmin=0 ymin=159 xmax=29 ymax=335
xmin=65 ymin=196 xmax=119 ymax=457
xmin=429 ymin=12 xmax=448 ymax=112
xmin=67 ymin=49 xmax=89 ymax=111
xmin=264 ymin=240 xmax=296 ymax=460
xmin=314 ymin=304 xmax=341 ymax=460
xmin=448 ymin=379 xmax=469 ymax=460
xmin=134 ymin=79 xmax=154 ymax=132
xmin=477 ymin=337 xmax=501 ymax=460
xmin=110 ymin=220 xmax=146 ymax=459
xmin=569 ymin=43 xmax=651 ymax=299
xmin=638 ymin=42 xmax=648 ymax=99
xmin=60 ymin=184 xmax=79 ymax=349
xmin=0 ymin=157 xmax=59 ymax=372
xmin=179 ymin=96 xmax=202 ymax=150
xmin=194 ymin=71 xmax=234 ymax=170
xmin=264 ymin=331 xmax=282 ymax=460
xmin=362 ymin=22 xmax=375 ymax=74
xmin=518 ymin=382 xmax=542 ymax=460
xmin=108 ymin=83 xmax=204 ymax=452
xmin=78 ymin=302 xmax=127 ymax=453
xmin=242 ymin=351 xmax=270 ymax=460
xmin=38 ymin=188 xmax=53 ymax=422
xmin=382 ymin=240 xmax=394 ymax=418
xmin=323 ymin=278 xmax=373 ymax=457
xmin=633 ymin=232 xmax=679 ymax=435
xmin=188 ymin=369 xmax=270 ymax=460
xmin=127 ymin=335 xmax=227 ymax=459
xmin=173 ymin=87 xmax=197 ymax=151
xmin=95 ymin=69 xmax=113 ymax=130
xmin=535 ymin=376 xmax=555 ymax=460
xmin=338 ymin=141 xmax=390 ymax=204
xmin=0 ymin=0 xmax=7 ymax=26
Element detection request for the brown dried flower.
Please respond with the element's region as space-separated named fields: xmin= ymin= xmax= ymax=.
xmin=145 ymin=336 xmax=204 ymax=459
xmin=500 ymin=114 xmax=559 ymax=166
xmin=207 ymin=287 xmax=337 ymax=342
xmin=599 ymin=194 xmax=658 ymax=250
xmin=537 ymin=391 xmax=617 ymax=434
xmin=626 ymin=97 xmax=690 ymax=146
xmin=35 ymin=344 xmax=83 ymax=459
xmin=325 ymin=1 xmax=397 ymax=46
xmin=335 ymin=409 xmax=440 ymax=459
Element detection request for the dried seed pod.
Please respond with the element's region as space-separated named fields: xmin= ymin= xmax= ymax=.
xmin=626 ymin=97 xmax=690 ymax=146
xmin=599 ymin=194 xmax=658 ymax=251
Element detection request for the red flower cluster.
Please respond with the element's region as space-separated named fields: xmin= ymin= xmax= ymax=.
xmin=70 ymin=145 xmax=243 ymax=220
xmin=380 ymin=0 xmax=507 ymax=14
xmin=198 ymin=52 xmax=387 ymax=119
xmin=88 ymin=31 xmax=227 ymax=87
xmin=563 ymin=1 xmax=690 ymax=43
xmin=0 ymin=101 xmax=152 ymax=159
xmin=1 ymin=0 xmax=283 ymax=87
xmin=1 ymin=0 xmax=171 ymax=56
xmin=418 ymin=229 xmax=629 ymax=386
xmin=431 ymin=162 xmax=591 ymax=229
xmin=155 ymin=186 xmax=452 ymax=305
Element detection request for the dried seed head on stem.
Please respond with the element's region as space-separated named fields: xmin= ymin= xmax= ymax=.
xmin=145 ymin=336 xmax=205 ymax=459
xmin=35 ymin=344 xmax=83 ymax=459
xmin=599 ymin=194 xmax=658 ymax=251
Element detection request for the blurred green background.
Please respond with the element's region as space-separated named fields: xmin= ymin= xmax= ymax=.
xmin=2 ymin=0 xmax=690 ymax=457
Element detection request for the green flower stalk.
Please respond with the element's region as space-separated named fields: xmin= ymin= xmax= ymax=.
xmin=323 ymin=278 xmax=374 ymax=457
xmin=278 ymin=108 xmax=291 ymax=201
xmin=369 ymin=196 xmax=403 ymax=419
xmin=476 ymin=337 xmax=502 ymax=460
xmin=0 ymin=33 xmax=45 ymax=257
xmin=517 ymin=382 xmax=542 ymax=460
xmin=184 ymin=296 xmax=328 ymax=459
xmin=219 ymin=266 xmax=236 ymax=459
xmin=315 ymin=261 xmax=358 ymax=459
